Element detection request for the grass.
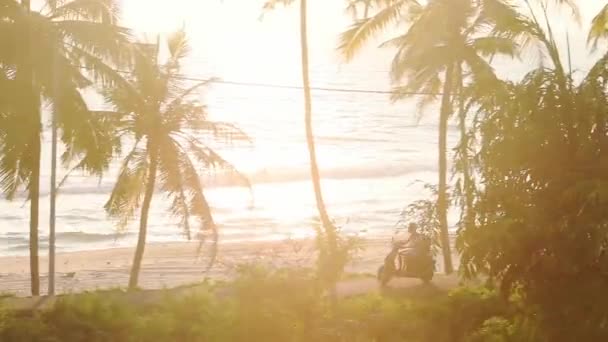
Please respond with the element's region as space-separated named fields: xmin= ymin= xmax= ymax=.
xmin=0 ymin=293 xmax=15 ymax=300
xmin=341 ymin=271 xmax=376 ymax=280
xmin=0 ymin=264 xmax=528 ymax=342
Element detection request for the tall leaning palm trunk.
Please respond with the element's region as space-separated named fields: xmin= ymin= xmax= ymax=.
xmin=28 ymin=109 xmax=41 ymax=297
xmin=48 ymin=94 xmax=58 ymax=296
xmin=438 ymin=64 xmax=454 ymax=274
xmin=20 ymin=0 xmax=40 ymax=296
xmin=299 ymin=0 xmax=333 ymax=235
xmin=456 ymin=68 xmax=474 ymax=234
xmin=48 ymin=39 xmax=61 ymax=296
xmin=129 ymin=146 xmax=158 ymax=290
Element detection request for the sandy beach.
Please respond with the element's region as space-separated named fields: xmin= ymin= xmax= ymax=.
xmin=0 ymin=239 xmax=396 ymax=297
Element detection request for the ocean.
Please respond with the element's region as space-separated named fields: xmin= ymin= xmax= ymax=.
xmin=0 ymin=0 xmax=601 ymax=256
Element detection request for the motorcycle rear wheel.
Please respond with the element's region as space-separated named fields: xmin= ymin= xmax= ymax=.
xmin=420 ymin=270 xmax=434 ymax=284
xmin=377 ymin=265 xmax=392 ymax=287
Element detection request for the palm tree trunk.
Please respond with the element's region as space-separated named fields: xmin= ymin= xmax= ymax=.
xmin=29 ymin=129 xmax=41 ymax=296
xmin=128 ymin=149 xmax=158 ymax=290
xmin=300 ymin=0 xmax=338 ymax=302
xmin=363 ymin=0 xmax=370 ymax=18
xmin=458 ymin=112 xmax=474 ymax=227
xmin=48 ymin=111 xmax=57 ymax=296
xmin=456 ymin=68 xmax=473 ymax=232
xmin=299 ymin=0 xmax=333 ymax=235
xmin=439 ymin=64 xmax=454 ymax=275
xmin=48 ymin=34 xmax=62 ymax=297
xmin=21 ymin=0 xmax=40 ymax=296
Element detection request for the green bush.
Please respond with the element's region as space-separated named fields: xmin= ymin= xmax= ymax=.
xmin=134 ymin=291 xmax=233 ymax=342
xmin=44 ymin=293 xmax=136 ymax=342
xmin=0 ymin=266 xmax=539 ymax=342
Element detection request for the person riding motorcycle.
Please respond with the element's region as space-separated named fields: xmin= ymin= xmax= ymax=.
xmin=378 ymin=222 xmax=435 ymax=285
xmin=397 ymin=223 xmax=425 ymax=270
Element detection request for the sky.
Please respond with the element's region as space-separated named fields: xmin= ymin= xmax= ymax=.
xmin=117 ymin=1 xmax=608 ymax=82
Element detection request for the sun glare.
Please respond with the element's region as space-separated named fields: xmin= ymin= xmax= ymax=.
xmin=122 ymin=0 xmax=193 ymax=34
xmin=6 ymin=0 xmax=608 ymax=339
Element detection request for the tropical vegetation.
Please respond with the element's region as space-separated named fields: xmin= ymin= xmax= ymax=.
xmin=0 ymin=266 xmax=542 ymax=342
xmin=262 ymin=0 xmax=343 ymax=296
xmin=0 ymin=0 xmax=131 ymax=295
xmin=2 ymin=0 xmax=608 ymax=339
xmin=339 ymin=0 xmax=552 ymax=274
xmin=102 ymin=29 xmax=248 ymax=289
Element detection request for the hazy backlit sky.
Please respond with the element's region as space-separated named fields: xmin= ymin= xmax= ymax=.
xmin=118 ymin=1 xmax=608 ymax=85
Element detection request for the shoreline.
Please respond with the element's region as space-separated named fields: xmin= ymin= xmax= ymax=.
xmin=0 ymin=238 xmax=458 ymax=297
xmin=0 ymin=239 xmax=389 ymax=297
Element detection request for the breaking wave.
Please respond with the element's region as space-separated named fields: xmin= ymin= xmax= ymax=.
xmin=46 ymin=162 xmax=435 ymax=195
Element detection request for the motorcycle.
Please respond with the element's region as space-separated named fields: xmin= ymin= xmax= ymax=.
xmin=377 ymin=234 xmax=435 ymax=286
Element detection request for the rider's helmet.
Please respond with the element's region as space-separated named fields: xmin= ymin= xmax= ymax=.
xmin=407 ymin=222 xmax=418 ymax=234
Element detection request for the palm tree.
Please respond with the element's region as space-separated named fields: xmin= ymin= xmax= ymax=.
xmin=262 ymin=0 xmax=337 ymax=266
xmin=298 ymin=0 xmax=335 ymax=242
xmin=0 ymin=0 xmax=130 ymax=295
xmin=103 ymin=30 xmax=248 ymax=290
xmin=340 ymin=0 xmax=524 ymax=274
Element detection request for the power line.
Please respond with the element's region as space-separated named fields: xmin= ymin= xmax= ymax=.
xmin=188 ymin=77 xmax=442 ymax=95
xmin=78 ymin=65 xmax=444 ymax=96
xmin=160 ymin=73 xmax=444 ymax=96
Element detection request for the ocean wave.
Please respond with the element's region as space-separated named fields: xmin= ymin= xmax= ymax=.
xmin=60 ymin=214 xmax=97 ymax=222
xmin=0 ymin=236 xmax=27 ymax=243
xmin=317 ymin=135 xmax=393 ymax=144
xmin=56 ymin=231 xmax=130 ymax=243
xmin=207 ymin=163 xmax=435 ymax=186
xmin=0 ymin=215 xmax=22 ymax=221
xmin=0 ymin=232 xmax=129 ymax=244
xmin=4 ymin=244 xmax=29 ymax=252
xmin=26 ymin=163 xmax=435 ymax=196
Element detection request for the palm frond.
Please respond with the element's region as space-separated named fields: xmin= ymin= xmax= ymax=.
xmin=48 ymin=0 xmax=120 ymax=24
xmin=66 ymin=42 xmax=131 ymax=88
xmin=0 ymin=108 xmax=29 ymax=199
xmin=261 ymin=0 xmax=296 ymax=13
xmin=549 ymin=0 xmax=580 ymax=23
xmin=175 ymin=139 xmax=220 ymax=269
xmin=345 ymin=0 xmax=391 ymax=20
xmin=0 ymin=83 xmax=41 ymax=200
xmin=391 ymin=44 xmax=452 ymax=84
xmin=338 ymin=0 xmax=419 ymax=61
xmin=472 ymin=1 xmax=540 ymax=60
xmin=158 ymin=134 xmax=224 ymax=268
xmin=104 ymin=141 xmax=148 ymax=229
xmin=463 ymin=53 xmax=502 ymax=100
xmin=57 ymin=97 xmax=121 ymax=178
xmin=179 ymin=134 xmax=251 ymax=189
xmin=56 ymin=19 xmax=132 ymax=77
xmin=166 ymin=27 xmax=189 ymax=68
xmin=157 ymin=137 xmax=193 ymax=239
xmin=171 ymin=109 xmax=251 ymax=143
xmin=196 ymin=121 xmax=252 ymax=143
xmin=163 ymin=78 xmax=214 ymax=116
xmin=392 ymin=76 xmax=440 ymax=122
xmin=131 ymin=51 xmax=170 ymax=105
xmin=102 ymin=79 xmax=144 ymax=118
xmin=519 ymin=1 xmax=563 ymax=73
xmin=471 ymin=36 xmax=519 ymax=59
xmin=582 ymin=51 xmax=608 ymax=86
xmin=589 ymin=4 xmax=608 ymax=50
